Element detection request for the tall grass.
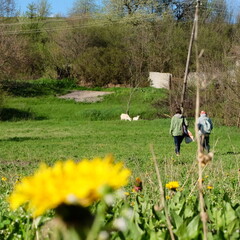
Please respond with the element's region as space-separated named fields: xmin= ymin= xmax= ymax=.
xmin=0 ymin=86 xmax=168 ymax=121
xmin=0 ymin=88 xmax=239 ymax=200
xmin=0 ymin=80 xmax=239 ymax=239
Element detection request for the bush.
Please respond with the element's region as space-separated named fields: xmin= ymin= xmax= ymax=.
xmin=0 ymin=78 xmax=77 ymax=97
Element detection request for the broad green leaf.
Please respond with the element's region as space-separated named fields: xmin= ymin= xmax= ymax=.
xmin=184 ymin=206 xmax=194 ymax=218
xmin=214 ymin=208 xmax=224 ymax=229
xmin=186 ymin=215 xmax=200 ymax=239
xmin=174 ymin=222 xmax=189 ymax=240
xmin=150 ymin=231 xmax=160 ymax=240
xmin=235 ymin=206 xmax=240 ymax=218
xmin=171 ymin=211 xmax=183 ymax=229
xmin=227 ymin=219 xmax=239 ymax=236
xmin=225 ymin=202 xmax=236 ymax=225
xmin=207 ymin=231 xmax=214 ymax=240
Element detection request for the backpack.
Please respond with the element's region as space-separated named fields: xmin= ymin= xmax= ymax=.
xmin=202 ymin=118 xmax=212 ymax=134
xmin=182 ymin=118 xmax=189 ymax=136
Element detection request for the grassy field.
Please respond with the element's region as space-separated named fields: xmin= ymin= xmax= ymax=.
xmin=0 ymin=83 xmax=239 ymax=239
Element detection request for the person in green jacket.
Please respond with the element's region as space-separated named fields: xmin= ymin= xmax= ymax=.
xmin=169 ymin=107 xmax=188 ymax=156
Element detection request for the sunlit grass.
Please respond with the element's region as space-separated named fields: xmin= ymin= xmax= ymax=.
xmin=0 ymin=87 xmax=239 ymax=239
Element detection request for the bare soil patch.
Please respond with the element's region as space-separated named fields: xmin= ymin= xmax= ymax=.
xmin=58 ymin=90 xmax=113 ymax=103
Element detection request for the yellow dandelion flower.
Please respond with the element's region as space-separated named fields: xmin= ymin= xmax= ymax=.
xmin=207 ymin=186 xmax=213 ymax=190
xmin=1 ymin=177 xmax=7 ymax=181
xmin=8 ymin=155 xmax=131 ymax=217
xmin=165 ymin=181 xmax=179 ymax=190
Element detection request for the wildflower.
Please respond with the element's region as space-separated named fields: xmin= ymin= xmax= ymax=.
xmin=124 ymin=192 xmax=130 ymax=196
xmin=8 ymin=155 xmax=131 ymax=217
xmin=104 ymin=194 xmax=115 ymax=206
xmin=1 ymin=177 xmax=7 ymax=181
xmin=135 ymin=177 xmax=141 ymax=182
xmin=113 ymin=217 xmax=127 ymax=231
xmin=166 ymin=195 xmax=171 ymax=200
xmin=165 ymin=181 xmax=179 ymax=190
xmin=122 ymin=208 xmax=134 ymax=219
xmin=207 ymin=186 xmax=213 ymax=190
xmin=98 ymin=231 xmax=109 ymax=240
xmin=116 ymin=189 xmax=125 ymax=199
xmin=133 ymin=177 xmax=143 ymax=192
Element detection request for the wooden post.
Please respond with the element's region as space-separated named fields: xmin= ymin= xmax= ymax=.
xmin=192 ymin=1 xmax=209 ymax=239
xmin=180 ymin=0 xmax=201 ymax=114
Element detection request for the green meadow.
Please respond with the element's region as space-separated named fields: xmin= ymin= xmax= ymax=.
xmin=0 ymin=81 xmax=239 ymax=239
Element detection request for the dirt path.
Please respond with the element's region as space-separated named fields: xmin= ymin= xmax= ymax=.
xmin=58 ymin=90 xmax=113 ymax=103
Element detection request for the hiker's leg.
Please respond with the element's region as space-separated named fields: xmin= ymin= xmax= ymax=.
xmin=205 ymin=136 xmax=210 ymax=153
xmin=178 ymin=136 xmax=184 ymax=154
xmin=173 ymin=136 xmax=179 ymax=154
xmin=200 ymin=135 xmax=204 ymax=152
xmin=174 ymin=136 xmax=184 ymax=155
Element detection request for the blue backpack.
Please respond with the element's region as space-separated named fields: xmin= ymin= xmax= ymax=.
xmin=202 ymin=118 xmax=212 ymax=134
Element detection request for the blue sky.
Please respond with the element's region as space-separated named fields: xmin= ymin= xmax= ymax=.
xmin=16 ymin=0 xmax=240 ymax=18
xmin=16 ymin=0 xmax=76 ymax=16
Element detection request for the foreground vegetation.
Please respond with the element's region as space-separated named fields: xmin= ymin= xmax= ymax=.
xmin=0 ymin=84 xmax=239 ymax=239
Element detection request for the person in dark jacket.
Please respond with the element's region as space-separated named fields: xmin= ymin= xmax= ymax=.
xmin=169 ymin=108 xmax=188 ymax=156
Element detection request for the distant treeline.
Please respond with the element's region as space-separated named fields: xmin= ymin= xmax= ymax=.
xmin=0 ymin=0 xmax=240 ymax=126
xmin=0 ymin=0 xmax=239 ymax=85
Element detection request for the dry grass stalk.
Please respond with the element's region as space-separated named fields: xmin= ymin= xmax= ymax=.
xmin=195 ymin=78 xmax=208 ymax=240
xmin=150 ymin=144 xmax=175 ymax=240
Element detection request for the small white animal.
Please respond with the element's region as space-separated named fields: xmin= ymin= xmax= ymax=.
xmin=133 ymin=115 xmax=140 ymax=121
xmin=120 ymin=113 xmax=132 ymax=121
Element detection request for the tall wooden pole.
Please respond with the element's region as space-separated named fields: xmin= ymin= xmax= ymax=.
xmin=193 ymin=1 xmax=209 ymax=239
xmin=180 ymin=1 xmax=201 ymax=114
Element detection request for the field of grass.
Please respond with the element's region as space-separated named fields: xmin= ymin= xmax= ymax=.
xmin=0 ymin=82 xmax=239 ymax=239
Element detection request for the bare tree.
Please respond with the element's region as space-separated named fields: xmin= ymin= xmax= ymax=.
xmin=36 ymin=0 xmax=52 ymax=18
xmin=47 ymin=18 xmax=92 ymax=79
xmin=69 ymin=0 xmax=98 ymax=16
xmin=0 ymin=0 xmax=17 ymax=17
xmin=0 ymin=31 xmax=28 ymax=80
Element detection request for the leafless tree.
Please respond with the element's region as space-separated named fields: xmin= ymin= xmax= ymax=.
xmin=0 ymin=33 xmax=28 ymax=80
xmin=0 ymin=0 xmax=17 ymax=17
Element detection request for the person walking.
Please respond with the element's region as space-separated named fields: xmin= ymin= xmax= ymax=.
xmin=169 ymin=107 xmax=188 ymax=156
xmin=197 ymin=111 xmax=213 ymax=153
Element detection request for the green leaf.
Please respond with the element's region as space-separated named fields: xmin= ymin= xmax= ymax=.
xmin=174 ymin=222 xmax=189 ymax=240
xmin=150 ymin=231 xmax=160 ymax=240
xmin=225 ymin=202 xmax=236 ymax=225
xmin=186 ymin=215 xmax=200 ymax=239
xmin=171 ymin=211 xmax=183 ymax=229
xmin=207 ymin=231 xmax=214 ymax=240
xmin=235 ymin=206 xmax=240 ymax=218
xmin=184 ymin=206 xmax=194 ymax=218
xmin=214 ymin=208 xmax=224 ymax=229
xmin=227 ymin=219 xmax=239 ymax=236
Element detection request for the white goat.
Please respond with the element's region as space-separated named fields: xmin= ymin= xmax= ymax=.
xmin=120 ymin=113 xmax=132 ymax=121
xmin=133 ymin=115 xmax=140 ymax=121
